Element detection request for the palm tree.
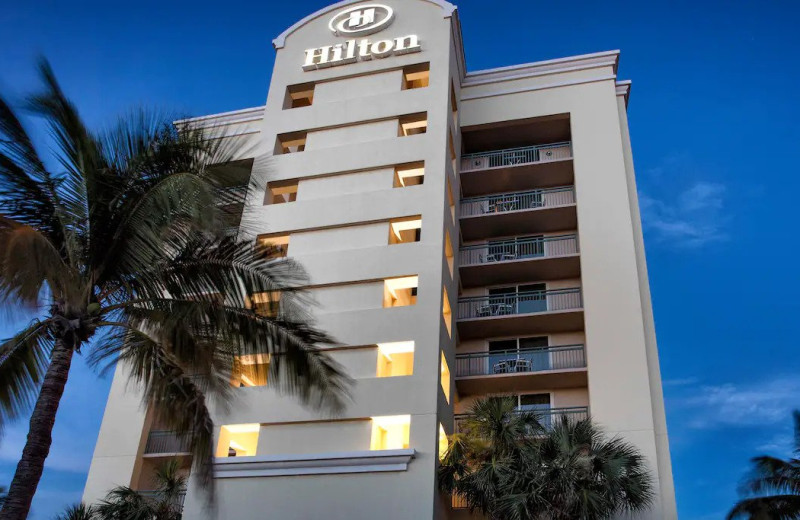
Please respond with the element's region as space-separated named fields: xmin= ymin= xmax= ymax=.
xmin=439 ymin=396 xmax=654 ymax=520
xmin=53 ymin=503 xmax=97 ymax=520
xmin=0 ymin=485 xmax=6 ymax=508
xmin=728 ymin=411 xmax=800 ymax=519
xmin=94 ymin=459 xmax=187 ymax=520
xmin=0 ymin=60 xmax=350 ymax=519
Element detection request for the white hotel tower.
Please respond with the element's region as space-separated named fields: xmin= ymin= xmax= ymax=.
xmin=83 ymin=1 xmax=677 ymax=518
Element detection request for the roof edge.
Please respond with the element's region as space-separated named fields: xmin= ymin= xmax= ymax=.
xmin=464 ymin=50 xmax=620 ymax=84
xmin=616 ymin=80 xmax=632 ymax=108
xmin=273 ymin=0 xmax=457 ymax=49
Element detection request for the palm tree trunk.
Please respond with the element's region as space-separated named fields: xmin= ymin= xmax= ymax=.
xmin=1 ymin=338 xmax=74 ymax=520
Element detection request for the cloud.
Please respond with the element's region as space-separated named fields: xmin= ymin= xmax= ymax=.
xmin=663 ymin=376 xmax=700 ymax=387
xmin=674 ymin=376 xmax=800 ymax=430
xmin=640 ymin=181 xmax=728 ymax=247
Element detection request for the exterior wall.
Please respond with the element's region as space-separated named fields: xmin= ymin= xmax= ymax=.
xmin=82 ymin=1 xmax=676 ymax=519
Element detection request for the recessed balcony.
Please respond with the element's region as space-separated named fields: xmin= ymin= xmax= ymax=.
xmin=455 ymin=406 xmax=589 ymax=433
xmin=454 ymin=345 xmax=587 ymax=395
xmin=143 ymin=430 xmax=192 ymax=457
xmin=460 ymin=187 xmax=576 ymax=241
xmin=459 ymin=234 xmax=580 ymax=287
xmin=456 ymin=288 xmax=583 ymax=339
xmin=460 ymin=142 xmax=573 ymax=197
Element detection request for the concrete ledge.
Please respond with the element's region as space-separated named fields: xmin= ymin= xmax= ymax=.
xmin=213 ymin=449 xmax=416 ymax=478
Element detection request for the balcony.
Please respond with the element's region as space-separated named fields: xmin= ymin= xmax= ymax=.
xmin=454 ymin=345 xmax=587 ymax=395
xmin=459 ymin=235 xmax=580 ymax=287
xmin=455 ymin=407 xmax=589 ymax=433
xmin=460 ymin=142 xmax=573 ymax=197
xmin=144 ymin=430 xmax=192 ymax=457
xmin=456 ymin=289 xmax=583 ymax=339
xmin=460 ymin=187 xmax=576 ymax=241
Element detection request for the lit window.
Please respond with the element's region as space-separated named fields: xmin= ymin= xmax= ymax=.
xmin=442 ymin=288 xmax=452 ymax=338
xmin=285 ymin=82 xmax=314 ymax=109
xmin=216 ymin=424 xmax=259 ymax=457
xmin=268 ymin=181 xmax=298 ymax=204
xmin=398 ymin=114 xmax=427 ymax=137
xmin=376 ymin=341 xmax=415 ymax=377
xmin=440 ymin=352 xmax=451 ymax=403
xmin=251 ymin=291 xmax=281 ymax=317
xmin=276 ymin=132 xmax=307 ymax=154
xmin=444 ymin=231 xmax=454 ymax=278
xmin=370 ymin=415 xmax=410 ymax=450
xmin=383 ymin=276 xmax=418 ymax=308
xmin=389 ymin=216 xmax=422 ymax=245
xmin=402 ymin=63 xmax=430 ymax=90
xmin=257 ymin=234 xmax=290 ymax=258
xmin=438 ymin=423 xmax=448 ymax=461
xmin=394 ymin=162 xmax=425 ymax=188
xmin=446 ymin=178 xmax=455 ymax=221
xmin=231 ymin=354 xmax=270 ymax=387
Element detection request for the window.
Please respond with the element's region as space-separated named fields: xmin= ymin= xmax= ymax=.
xmin=398 ymin=114 xmax=427 ymax=136
xmin=448 ymin=132 xmax=458 ymax=173
xmin=216 ymin=424 xmax=259 ymax=457
xmin=389 ymin=216 xmax=422 ymax=245
xmin=257 ymin=234 xmax=290 ymax=258
xmin=394 ymin=162 xmax=425 ymax=187
xmin=444 ymin=231 xmax=454 ymax=278
xmin=489 ymin=283 xmax=546 ymax=314
xmin=370 ymin=415 xmax=411 ymax=450
xmin=231 ymin=354 xmax=270 ymax=387
xmin=251 ymin=291 xmax=281 ymax=317
xmin=284 ymin=82 xmax=314 ymax=109
xmin=276 ymin=131 xmax=307 ymax=154
xmin=442 ymin=288 xmax=452 ymax=338
xmin=438 ymin=423 xmax=448 ymax=461
xmin=383 ymin=276 xmax=418 ymax=307
xmin=402 ymin=63 xmax=430 ymax=90
xmin=450 ymin=81 xmax=459 ymax=126
xmin=268 ymin=181 xmax=298 ymax=204
xmin=440 ymin=352 xmax=451 ymax=403
xmin=376 ymin=341 xmax=415 ymax=377
xmin=446 ymin=177 xmax=455 ymax=221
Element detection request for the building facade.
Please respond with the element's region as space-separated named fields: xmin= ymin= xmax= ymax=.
xmin=83 ymin=1 xmax=677 ymax=518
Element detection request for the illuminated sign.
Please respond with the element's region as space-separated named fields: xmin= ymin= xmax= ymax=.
xmin=303 ymin=4 xmax=421 ymax=71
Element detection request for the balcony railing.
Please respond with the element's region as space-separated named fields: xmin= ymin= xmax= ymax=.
xmin=455 ymin=406 xmax=589 ymax=433
xmin=455 ymin=345 xmax=586 ymax=378
xmin=138 ymin=491 xmax=186 ymax=510
xmin=459 ymin=234 xmax=578 ymax=266
xmin=144 ymin=430 xmax=192 ymax=455
xmin=457 ymin=288 xmax=582 ymax=320
xmin=460 ymin=142 xmax=572 ymax=172
xmin=461 ymin=186 xmax=575 ymax=218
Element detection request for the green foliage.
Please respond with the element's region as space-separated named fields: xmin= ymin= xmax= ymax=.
xmin=728 ymin=411 xmax=800 ymax=519
xmin=53 ymin=503 xmax=97 ymax=520
xmin=439 ymin=396 xmax=654 ymax=520
xmin=0 ymin=58 xmax=352 ymax=505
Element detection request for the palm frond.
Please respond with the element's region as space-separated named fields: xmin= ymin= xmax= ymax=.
xmin=727 ymin=495 xmax=800 ymax=520
xmin=52 ymin=503 xmax=97 ymax=520
xmin=0 ymin=320 xmax=53 ymax=430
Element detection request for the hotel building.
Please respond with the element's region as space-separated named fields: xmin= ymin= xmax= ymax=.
xmin=83 ymin=1 xmax=677 ymax=518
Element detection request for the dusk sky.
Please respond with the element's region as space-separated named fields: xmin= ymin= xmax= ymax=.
xmin=1 ymin=0 xmax=799 ymax=518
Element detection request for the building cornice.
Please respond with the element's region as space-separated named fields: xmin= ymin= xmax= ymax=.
xmin=174 ymin=106 xmax=265 ymax=129
xmin=464 ymin=50 xmax=619 ymax=86
xmin=616 ymin=80 xmax=632 ymax=108
xmin=213 ymin=449 xmax=416 ymax=478
xmin=273 ymin=0 xmax=457 ymax=49
xmin=462 ymin=74 xmax=618 ymax=102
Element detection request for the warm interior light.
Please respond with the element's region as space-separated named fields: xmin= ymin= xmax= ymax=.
xmin=376 ymin=341 xmax=415 ymax=377
xmin=390 ymin=218 xmax=422 ymax=240
xmin=440 ymin=352 xmax=451 ymax=403
xmin=217 ymin=423 xmax=260 ymax=457
xmin=384 ymin=276 xmax=418 ymax=299
xmin=400 ymin=119 xmax=427 ymax=136
xmin=438 ymin=423 xmax=448 ymax=461
xmin=370 ymin=415 xmax=411 ymax=450
xmin=223 ymin=423 xmax=259 ymax=434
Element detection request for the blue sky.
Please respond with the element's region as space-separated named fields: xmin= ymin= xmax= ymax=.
xmin=1 ymin=0 xmax=799 ymax=518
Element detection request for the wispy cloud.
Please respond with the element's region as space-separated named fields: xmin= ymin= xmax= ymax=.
xmin=640 ymin=181 xmax=728 ymax=247
xmin=638 ymin=153 xmax=729 ymax=248
xmin=673 ymin=376 xmax=800 ymax=430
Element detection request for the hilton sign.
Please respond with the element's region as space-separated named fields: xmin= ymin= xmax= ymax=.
xmin=303 ymin=4 xmax=421 ymax=71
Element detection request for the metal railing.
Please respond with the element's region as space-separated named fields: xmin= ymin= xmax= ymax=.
xmin=138 ymin=491 xmax=187 ymax=510
xmin=455 ymin=407 xmax=589 ymax=433
xmin=144 ymin=430 xmax=192 ymax=455
xmin=459 ymin=234 xmax=578 ymax=266
xmin=455 ymin=345 xmax=585 ymax=377
xmin=461 ymin=186 xmax=575 ymax=217
xmin=457 ymin=288 xmax=582 ymax=320
xmin=460 ymin=142 xmax=572 ymax=172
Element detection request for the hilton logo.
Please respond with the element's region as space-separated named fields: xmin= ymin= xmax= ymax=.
xmin=329 ymin=4 xmax=394 ymax=36
xmin=303 ymin=4 xmax=422 ymax=71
